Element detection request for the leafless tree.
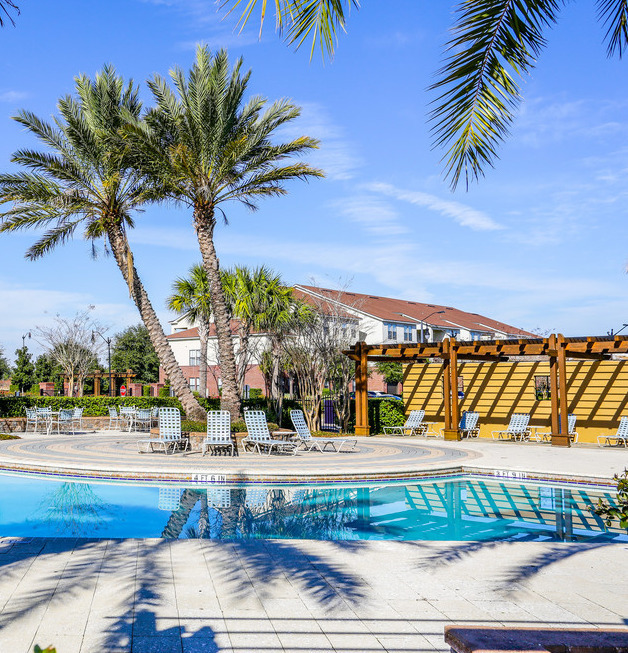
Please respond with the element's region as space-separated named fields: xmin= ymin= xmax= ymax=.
xmin=36 ymin=308 xmax=106 ymax=397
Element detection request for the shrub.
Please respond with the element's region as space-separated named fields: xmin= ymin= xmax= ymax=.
xmin=594 ymin=468 xmax=628 ymax=530
xmin=248 ymin=388 xmax=263 ymax=399
xmin=231 ymin=420 xmax=246 ymax=433
xmin=142 ymin=385 xmax=151 ymax=397
xmin=0 ymin=396 xmax=183 ymax=418
xmin=181 ymin=419 xmax=206 ymax=432
xmin=158 ymin=383 xmax=170 ymax=398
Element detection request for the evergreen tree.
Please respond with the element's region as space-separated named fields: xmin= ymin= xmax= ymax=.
xmin=111 ymin=325 xmax=160 ymax=383
xmin=12 ymin=346 xmax=35 ymax=393
xmin=0 ymin=344 xmax=11 ymax=380
xmin=34 ymin=352 xmax=64 ymax=384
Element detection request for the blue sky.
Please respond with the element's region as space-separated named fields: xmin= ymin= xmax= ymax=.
xmin=1 ymin=0 xmax=628 ymax=362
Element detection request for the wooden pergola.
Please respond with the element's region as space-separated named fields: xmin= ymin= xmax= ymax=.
xmin=344 ymin=334 xmax=628 ymax=446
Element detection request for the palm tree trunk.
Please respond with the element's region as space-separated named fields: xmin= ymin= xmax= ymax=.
xmin=194 ymin=207 xmax=242 ymax=420
xmin=198 ymin=319 xmax=210 ymax=399
xmin=107 ymin=227 xmax=206 ymax=421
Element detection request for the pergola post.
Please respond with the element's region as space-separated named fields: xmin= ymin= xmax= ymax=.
xmin=553 ymin=333 xmax=571 ymax=447
xmin=355 ymin=341 xmax=370 ymax=436
xmin=444 ymin=338 xmax=461 ymax=440
xmin=548 ymin=334 xmax=560 ymax=443
xmin=94 ymin=373 xmax=101 ymax=397
xmin=443 ymin=339 xmax=452 ymax=431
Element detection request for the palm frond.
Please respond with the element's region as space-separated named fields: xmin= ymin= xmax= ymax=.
xmin=430 ymin=0 xmax=563 ymax=190
xmin=598 ymin=0 xmax=628 ymax=57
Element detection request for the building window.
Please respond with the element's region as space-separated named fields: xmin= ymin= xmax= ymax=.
xmin=385 ymin=323 xmax=397 ymax=341
xmin=470 ymin=331 xmax=483 ymax=341
xmin=447 ymin=329 xmax=460 ymax=338
xmin=189 ymin=377 xmax=199 ymax=392
xmin=189 ymin=349 xmax=201 ymax=366
xmin=403 ymin=325 xmax=413 ymax=342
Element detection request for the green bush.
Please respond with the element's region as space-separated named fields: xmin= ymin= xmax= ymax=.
xmin=181 ymin=419 xmax=206 ymax=432
xmin=231 ymin=419 xmax=246 ymax=433
xmin=348 ymin=398 xmax=406 ymax=434
xmin=142 ymin=385 xmax=151 ymax=397
xmin=158 ymin=383 xmax=170 ymax=398
xmin=0 ymin=396 xmax=183 ymax=418
xmin=248 ymin=388 xmax=263 ymax=399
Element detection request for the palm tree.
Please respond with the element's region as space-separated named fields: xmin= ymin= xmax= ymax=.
xmin=167 ymin=264 xmax=212 ymax=399
xmin=222 ymin=0 xmax=628 ymax=189
xmin=0 ymin=66 xmax=206 ymax=420
xmin=130 ymin=46 xmax=323 ymax=420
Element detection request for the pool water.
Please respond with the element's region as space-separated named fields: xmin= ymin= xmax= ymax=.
xmin=0 ymin=473 xmax=624 ymax=542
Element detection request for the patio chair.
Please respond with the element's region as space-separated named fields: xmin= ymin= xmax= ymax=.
xmin=290 ymin=409 xmax=357 ymax=452
xmin=202 ymin=410 xmax=234 ymax=456
xmin=25 ymin=407 xmax=39 ymax=433
xmin=242 ymin=410 xmax=298 ymax=456
xmin=36 ymin=406 xmax=53 ymax=434
xmin=137 ymin=407 xmax=187 ymax=454
xmin=52 ymin=409 xmax=74 ymax=435
xmin=382 ymin=409 xmax=426 ymax=436
xmin=597 ymin=416 xmax=628 ymax=447
xmin=107 ymin=406 xmax=121 ymax=430
xmin=491 ymin=413 xmax=531 ymax=441
xmin=135 ymin=408 xmax=152 ymax=432
xmin=534 ymin=414 xmax=579 ymax=443
xmin=442 ymin=410 xmax=480 ymax=438
xmin=120 ymin=406 xmax=136 ymax=432
xmin=71 ymin=407 xmax=84 ymax=432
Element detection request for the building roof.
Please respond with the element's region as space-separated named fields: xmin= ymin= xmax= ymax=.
xmin=166 ymin=321 xmax=265 ymax=340
xmin=294 ymin=285 xmax=534 ymax=337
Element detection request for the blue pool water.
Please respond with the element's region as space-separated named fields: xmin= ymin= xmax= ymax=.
xmin=0 ymin=472 xmax=624 ymax=542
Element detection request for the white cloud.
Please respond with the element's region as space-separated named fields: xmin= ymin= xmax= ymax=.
xmin=365 ymin=181 xmax=503 ymax=231
xmin=332 ymin=196 xmax=408 ymax=236
xmin=0 ymin=91 xmax=27 ymax=103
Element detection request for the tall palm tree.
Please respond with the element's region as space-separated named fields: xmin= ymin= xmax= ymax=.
xmin=167 ymin=264 xmax=212 ymax=399
xmin=222 ymin=0 xmax=628 ymax=189
xmin=131 ymin=46 xmax=323 ymax=419
xmin=0 ymin=66 xmax=206 ymax=420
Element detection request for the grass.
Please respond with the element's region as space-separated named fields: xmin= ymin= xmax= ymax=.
xmin=0 ymin=433 xmax=21 ymax=440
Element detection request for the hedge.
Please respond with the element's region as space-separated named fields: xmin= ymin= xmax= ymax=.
xmin=348 ymin=398 xmax=406 ymax=434
xmin=0 ymin=396 xmax=183 ymax=418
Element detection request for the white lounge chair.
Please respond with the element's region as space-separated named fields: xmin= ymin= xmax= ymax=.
xmin=137 ymin=406 xmax=187 ymax=454
xmin=242 ymin=410 xmax=298 ymax=455
xmin=202 ymin=410 xmax=234 ymax=456
xmin=290 ymin=409 xmax=357 ymax=452
xmin=534 ymin=414 xmax=578 ymax=443
xmin=383 ymin=409 xmax=426 ymax=436
xmin=597 ymin=416 xmax=628 ymax=447
xmin=442 ymin=410 xmax=480 ymax=438
xmin=491 ymin=413 xmax=531 ymax=441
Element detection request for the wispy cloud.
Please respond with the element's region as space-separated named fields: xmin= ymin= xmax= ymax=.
xmin=0 ymin=91 xmax=27 ymax=103
xmin=332 ymin=195 xmax=409 ymax=236
xmin=365 ymin=181 xmax=503 ymax=231
xmin=277 ymin=102 xmax=362 ymax=181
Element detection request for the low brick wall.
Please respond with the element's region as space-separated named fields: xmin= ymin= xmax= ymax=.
xmin=0 ymin=416 xmax=114 ymax=433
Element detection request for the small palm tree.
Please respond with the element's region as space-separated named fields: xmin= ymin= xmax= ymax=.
xmin=223 ymin=0 xmax=628 ymax=189
xmin=0 ymin=67 xmax=206 ymax=420
xmin=131 ymin=46 xmax=323 ymax=419
xmin=167 ymin=264 xmax=212 ymax=399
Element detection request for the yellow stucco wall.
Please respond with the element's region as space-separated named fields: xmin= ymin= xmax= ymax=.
xmin=404 ymin=359 xmax=628 ymax=443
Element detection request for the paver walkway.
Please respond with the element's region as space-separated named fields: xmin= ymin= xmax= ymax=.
xmin=0 ymin=537 xmax=625 ymax=653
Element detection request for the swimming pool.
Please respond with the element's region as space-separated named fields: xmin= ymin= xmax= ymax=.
xmin=0 ymin=472 xmax=624 ymax=542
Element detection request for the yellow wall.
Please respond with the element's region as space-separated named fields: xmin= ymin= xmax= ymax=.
xmin=404 ymin=360 xmax=628 ymax=443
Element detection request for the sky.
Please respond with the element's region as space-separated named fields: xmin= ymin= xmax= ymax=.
xmin=1 ymin=0 xmax=628 ymax=362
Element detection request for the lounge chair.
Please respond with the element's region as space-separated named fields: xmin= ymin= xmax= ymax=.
xmin=491 ymin=413 xmax=531 ymax=441
xmin=534 ymin=414 xmax=578 ymax=443
xmin=383 ymin=409 xmax=426 ymax=436
xmin=597 ymin=416 xmax=628 ymax=447
xmin=137 ymin=407 xmax=187 ymax=454
xmin=290 ymin=409 xmax=357 ymax=452
xmin=441 ymin=410 xmax=480 ymax=438
xmin=202 ymin=410 xmax=234 ymax=456
xmin=242 ymin=410 xmax=298 ymax=455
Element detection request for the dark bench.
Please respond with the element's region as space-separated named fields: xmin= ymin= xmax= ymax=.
xmin=445 ymin=626 xmax=628 ymax=653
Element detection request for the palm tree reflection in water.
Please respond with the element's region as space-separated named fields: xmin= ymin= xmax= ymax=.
xmin=37 ymin=482 xmax=113 ymax=537
xmin=161 ymin=488 xmax=359 ymax=541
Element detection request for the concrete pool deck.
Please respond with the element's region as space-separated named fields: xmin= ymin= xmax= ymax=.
xmin=0 ymin=433 xmax=626 ymax=652
xmin=0 ymin=430 xmax=626 ymax=484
